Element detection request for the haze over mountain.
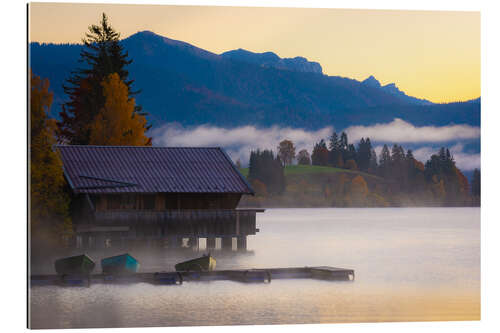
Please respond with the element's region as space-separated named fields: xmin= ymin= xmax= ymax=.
xmin=30 ymin=30 xmax=480 ymax=130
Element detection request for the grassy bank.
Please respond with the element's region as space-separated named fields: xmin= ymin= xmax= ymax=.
xmin=238 ymin=164 xmax=391 ymax=208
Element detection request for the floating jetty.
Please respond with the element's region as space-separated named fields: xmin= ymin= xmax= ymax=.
xmin=30 ymin=266 xmax=354 ymax=286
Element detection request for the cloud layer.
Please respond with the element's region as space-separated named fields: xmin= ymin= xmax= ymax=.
xmin=413 ymin=143 xmax=480 ymax=171
xmin=151 ymin=123 xmax=332 ymax=165
xmin=152 ymin=120 xmax=480 ymax=171
xmin=345 ymin=118 xmax=480 ymax=143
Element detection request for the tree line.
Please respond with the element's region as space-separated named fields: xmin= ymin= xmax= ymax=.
xmin=246 ymin=131 xmax=480 ymax=206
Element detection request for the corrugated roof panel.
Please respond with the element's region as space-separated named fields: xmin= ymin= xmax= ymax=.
xmin=56 ymin=145 xmax=254 ymax=195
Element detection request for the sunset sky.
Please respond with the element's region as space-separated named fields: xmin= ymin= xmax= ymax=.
xmin=29 ymin=3 xmax=480 ymax=103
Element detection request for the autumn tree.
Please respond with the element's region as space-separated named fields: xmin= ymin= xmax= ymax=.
xmin=424 ymin=147 xmax=470 ymax=205
xmin=297 ymin=149 xmax=311 ymax=165
xmin=89 ymin=73 xmax=150 ymax=146
xmin=59 ymin=13 xmax=149 ymax=144
xmin=311 ymin=139 xmax=329 ymax=166
xmin=347 ymin=175 xmax=369 ymax=206
xmin=30 ymin=71 xmax=72 ymax=243
xmin=277 ymin=139 xmax=296 ymax=166
xmin=344 ymin=159 xmax=358 ymax=170
xmin=251 ymin=179 xmax=268 ymax=197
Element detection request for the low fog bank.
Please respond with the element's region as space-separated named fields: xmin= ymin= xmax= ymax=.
xmin=238 ymin=193 xmax=479 ymax=210
xmin=151 ymin=121 xmax=480 ymax=171
xmin=30 ymin=242 xmax=255 ymax=275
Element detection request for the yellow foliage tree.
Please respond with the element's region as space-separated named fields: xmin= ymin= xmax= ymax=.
xmin=30 ymin=70 xmax=72 ymax=242
xmin=368 ymin=192 xmax=389 ymax=207
xmin=90 ymin=73 xmax=151 ymax=146
xmin=431 ymin=178 xmax=446 ymax=203
xmin=251 ymin=179 xmax=268 ymax=197
xmin=348 ymin=175 xmax=369 ymax=206
xmin=344 ymin=159 xmax=358 ymax=170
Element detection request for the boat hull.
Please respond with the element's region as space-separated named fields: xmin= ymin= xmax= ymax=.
xmin=101 ymin=253 xmax=139 ymax=275
xmin=54 ymin=254 xmax=95 ymax=276
xmin=175 ymin=255 xmax=216 ymax=272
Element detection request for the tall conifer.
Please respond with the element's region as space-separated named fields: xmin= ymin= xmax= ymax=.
xmin=59 ymin=13 xmax=148 ymax=144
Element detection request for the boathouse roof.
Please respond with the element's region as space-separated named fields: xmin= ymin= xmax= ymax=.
xmin=56 ymin=145 xmax=254 ymax=195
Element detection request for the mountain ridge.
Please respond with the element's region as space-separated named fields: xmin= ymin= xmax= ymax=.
xmin=221 ymin=48 xmax=323 ymax=74
xmin=361 ymin=75 xmax=432 ymax=105
xmin=29 ymin=30 xmax=480 ymax=130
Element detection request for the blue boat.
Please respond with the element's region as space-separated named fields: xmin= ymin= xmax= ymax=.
xmin=101 ymin=253 xmax=139 ymax=275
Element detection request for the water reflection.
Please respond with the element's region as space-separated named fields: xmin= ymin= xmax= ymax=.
xmin=30 ymin=208 xmax=480 ymax=328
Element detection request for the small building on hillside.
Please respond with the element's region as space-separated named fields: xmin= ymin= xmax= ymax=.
xmin=56 ymin=145 xmax=262 ymax=251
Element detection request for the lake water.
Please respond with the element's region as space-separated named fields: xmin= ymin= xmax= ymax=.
xmin=29 ymin=208 xmax=480 ymax=328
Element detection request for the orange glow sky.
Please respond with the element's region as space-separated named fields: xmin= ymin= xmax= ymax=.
xmin=29 ymin=3 xmax=480 ymax=103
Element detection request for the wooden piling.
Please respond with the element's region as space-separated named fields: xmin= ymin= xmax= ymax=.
xmin=206 ymin=237 xmax=216 ymax=249
xmin=221 ymin=237 xmax=233 ymax=250
xmin=237 ymin=236 xmax=247 ymax=251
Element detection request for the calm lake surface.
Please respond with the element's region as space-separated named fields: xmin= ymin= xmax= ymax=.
xmin=29 ymin=208 xmax=480 ymax=328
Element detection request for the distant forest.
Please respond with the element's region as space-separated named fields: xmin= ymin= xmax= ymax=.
xmin=242 ymin=132 xmax=480 ymax=208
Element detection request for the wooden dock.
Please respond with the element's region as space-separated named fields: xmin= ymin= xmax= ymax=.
xmin=30 ymin=266 xmax=354 ymax=286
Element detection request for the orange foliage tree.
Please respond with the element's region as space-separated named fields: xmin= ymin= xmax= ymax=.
xmin=454 ymin=167 xmax=469 ymax=196
xmin=348 ymin=175 xmax=369 ymax=206
xmin=89 ymin=73 xmax=151 ymax=146
xmin=30 ymin=70 xmax=72 ymax=241
xmin=344 ymin=159 xmax=358 ymax=171
xmin=251 ymin=179 xmax=268 ymax=197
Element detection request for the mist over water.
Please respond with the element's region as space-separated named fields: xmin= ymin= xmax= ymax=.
xmin=29 ymin=208 xmax=480 ymax=328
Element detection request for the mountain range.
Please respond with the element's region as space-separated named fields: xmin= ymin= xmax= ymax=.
xmin=29 ymin=30 xmax=480 ymax=130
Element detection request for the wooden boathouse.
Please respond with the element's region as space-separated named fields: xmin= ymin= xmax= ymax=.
xmin=56 ymin=145 xmax=262 ymax=251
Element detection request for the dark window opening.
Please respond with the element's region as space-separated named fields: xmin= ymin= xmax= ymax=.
xmin=143 ymin=195 xmax=156 ymax=210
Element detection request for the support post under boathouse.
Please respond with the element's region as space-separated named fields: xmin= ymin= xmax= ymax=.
xmin=56 ymin=145 xmax=264 ymax=250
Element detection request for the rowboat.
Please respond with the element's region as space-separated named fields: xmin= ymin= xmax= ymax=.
xmin=101 ymin=253 xmax=139 ymax=275
xmin=54 ymin=254 xmax=96 ymax=276
xmin=175 ymin=254 xmax=216 ymax=272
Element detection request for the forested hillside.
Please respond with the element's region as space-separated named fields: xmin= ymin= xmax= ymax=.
xmin=238 ymin=131 xmax=479 ymax=208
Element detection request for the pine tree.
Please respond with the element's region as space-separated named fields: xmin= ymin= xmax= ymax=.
xmin=248 ymin=149 xmax=285 ymax=195
xmin=345 ymin=143 xmax=357 ymax=163
xmin=328 ymin=131 xmax=339 ymax=151
xmin=340 ymin=132 xmax=348 ymax=151
xmin=369 ymin=147 xmax=378 ymax=172
xmin=59 ymin=13 xmax=148 ymax=144
xmin=406 ymin=149 xmax=414 ymax=161
xmin=356 ymin=137 xmax=372 ymax=172
xmin=378 ymin=144 xmax=391 ymax=178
